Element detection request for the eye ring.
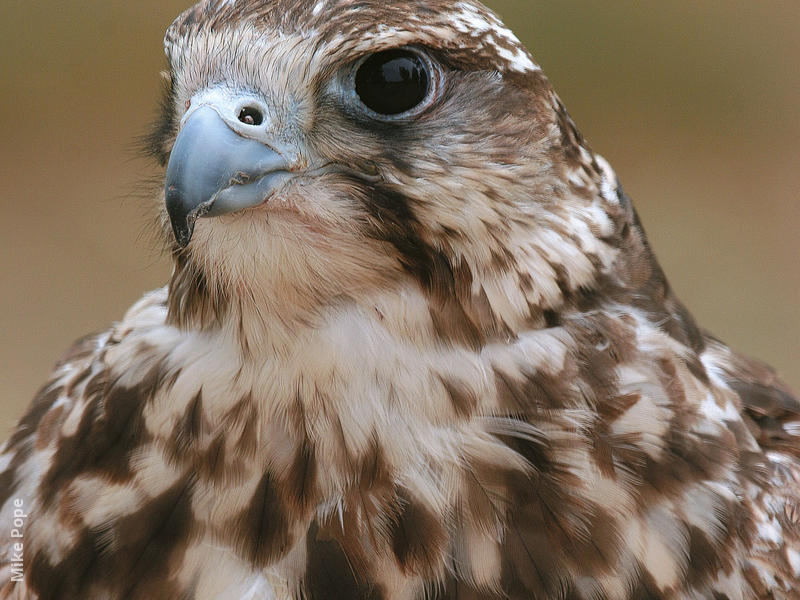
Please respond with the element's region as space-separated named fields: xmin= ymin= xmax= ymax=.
xmin=351 ymin=48 xmax=440 ymax=120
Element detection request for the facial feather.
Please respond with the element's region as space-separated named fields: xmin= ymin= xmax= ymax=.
xmin=148 ymin=0 xmax=628 ymax=354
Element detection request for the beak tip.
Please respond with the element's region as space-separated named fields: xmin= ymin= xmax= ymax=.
xmin=170 ymin=220 xmax=193 ymax=249
xmin=166 ymin=189 xmax=195 ymax=248
xmin=174 ymin=229 xmax=192 ymax=249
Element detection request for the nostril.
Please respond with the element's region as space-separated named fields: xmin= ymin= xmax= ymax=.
xmin=238 ymin=106 xmax=264 ymax=126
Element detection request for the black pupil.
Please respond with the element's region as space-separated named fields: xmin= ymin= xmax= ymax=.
xmin=355 ymin=50 xmax=429 ymax=116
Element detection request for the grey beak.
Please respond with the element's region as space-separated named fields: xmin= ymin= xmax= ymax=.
xmin=165 ymin=106 xmax=290 ymax=247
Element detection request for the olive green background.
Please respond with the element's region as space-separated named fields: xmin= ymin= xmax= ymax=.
xmin=1 ymin=1 xmax=798 ymax=434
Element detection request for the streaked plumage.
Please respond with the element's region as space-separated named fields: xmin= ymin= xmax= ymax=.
xmin=1 ymin=1 xmax=798 ymax=598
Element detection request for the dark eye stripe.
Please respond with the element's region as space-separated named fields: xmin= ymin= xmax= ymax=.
xmin=355 ymin=50 xmax=430 ymax=116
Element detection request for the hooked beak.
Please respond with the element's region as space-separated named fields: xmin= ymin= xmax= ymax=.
xmin=165 ymin=105 xmax=291 ymax=247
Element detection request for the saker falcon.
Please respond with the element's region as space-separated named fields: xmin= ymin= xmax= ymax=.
xmin=1 ymin=0 xmax=798 ymax=598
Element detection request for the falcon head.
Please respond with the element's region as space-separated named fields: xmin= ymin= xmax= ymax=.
xmin=149 ymin=0 xmax=629 ymax=342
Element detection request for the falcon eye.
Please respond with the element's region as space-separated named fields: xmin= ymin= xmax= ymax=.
xmin=355 ymin=49 xmax=431 ymax=116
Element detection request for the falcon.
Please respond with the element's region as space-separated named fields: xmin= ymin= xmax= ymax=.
xmin=1 ymin=0 xmax=798 ymax=598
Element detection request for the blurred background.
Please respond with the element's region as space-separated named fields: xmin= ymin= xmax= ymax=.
xmin=0 ymin=1 xmax=798 ymax=433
